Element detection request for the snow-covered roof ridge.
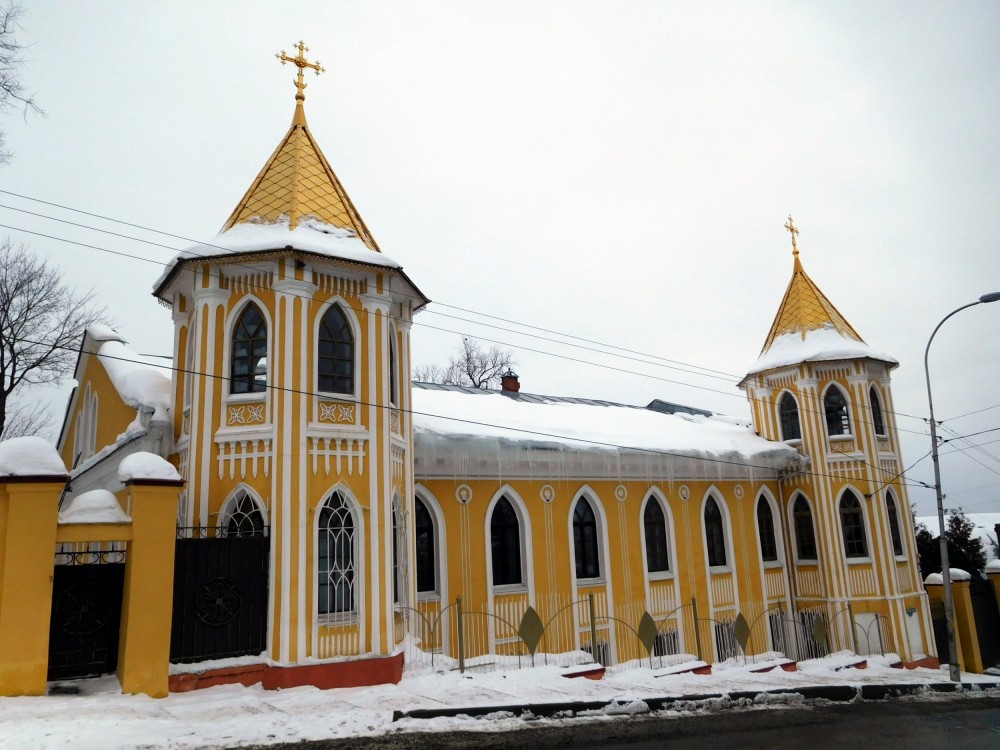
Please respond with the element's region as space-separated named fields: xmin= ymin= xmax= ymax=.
xmin=745 ymin=323 xmax=898 ymax=377
xmin=412 ymin=385 xmax=803 ymax=468
xmin=0 ymin=436 xmax=67 ymax=477
xmin=90 ymin=329 xmax=172 ymax=422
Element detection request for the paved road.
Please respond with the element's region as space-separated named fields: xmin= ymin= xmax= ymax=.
xmin=258 ymin=694 xmax=1000 ymax=749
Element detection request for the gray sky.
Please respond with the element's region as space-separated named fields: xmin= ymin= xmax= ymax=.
xmin=3 ymin=1 xmax=999 ymax=519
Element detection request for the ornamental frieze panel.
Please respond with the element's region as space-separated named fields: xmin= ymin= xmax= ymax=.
xmin=319 ymin=401 xmax=357 ymax=425
xmin=227 ymin=403 xmax=266 ymax=426
xmin=828 ymin=438 xmax=856 ymax=454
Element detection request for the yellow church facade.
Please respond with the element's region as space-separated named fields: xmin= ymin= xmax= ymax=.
xmin=13 ymin=47 xmax=934 ymax=695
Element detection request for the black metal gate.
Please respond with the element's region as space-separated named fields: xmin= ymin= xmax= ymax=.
xmin=170 ymin=527 xmax=269 ymax=663
xmin=48 ymin=549 xmax=126 ymax=681
xmin=970 ymin=579 xmax=1000 ymax=670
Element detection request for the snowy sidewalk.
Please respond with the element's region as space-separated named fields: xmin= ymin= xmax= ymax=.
xmin=2 ymin=655 xmax=998 ymax=750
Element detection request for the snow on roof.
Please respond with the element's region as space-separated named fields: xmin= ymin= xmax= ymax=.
xmin=58 ymin=489 xmax=130 ymax=524
xmin=0 ymin=436 xmax=67 ymax=477
xmin=154 ymin=217 xmax=401 ymax=291
xmin=117 ymin=452 xmax=182 ymax=483
xmin=90 ymin=328 xmax=172 ymax=422
xmin=746 ymin=323 xmax=897 ymax=377
xmin=412 ymin=386 xmax=801 ymax=466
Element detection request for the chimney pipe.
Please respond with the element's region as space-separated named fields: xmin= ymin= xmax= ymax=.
xmin=500 ymin=369 xmax=520 ymax=393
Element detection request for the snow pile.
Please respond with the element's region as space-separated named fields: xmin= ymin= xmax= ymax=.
xmin=0 ymin=436 xmax=67 ymax=477
xmin=89 ymin=327 xmax=172 ymax=422
xmin=746 ymin=324 xmax=897 ymax=376
xmin=412 ymin=387 xmax=802 ymax=465
xmin=986 ymin=559 xmax=1000 ymax=573
xmin=924 ymin=569 xmax=972 ymax=584
xmin=117 ymin=452 xmax=182 ymax=483
xmin=59 ymin=489 xmax=130 ymax=524
xmin=154 ymin=217 xmax=400 ymax=291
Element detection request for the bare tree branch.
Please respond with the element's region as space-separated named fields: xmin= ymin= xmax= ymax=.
xmin=413 ymin=337 xmax=517 ymax=390
xmin=0 ymin=395 xmax=52 ymax=439
xmin=0 ymin=2 xmax=43 ymax=165
xmin=0 ymin=239 xmax=105 ymax=436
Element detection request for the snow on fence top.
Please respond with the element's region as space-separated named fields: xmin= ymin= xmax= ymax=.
xmin=58 ymin=489 xmax=130 ymax=524
xmin=0 ymin=436 xmax=67 ymax=477
xmin=924 ymin=569 xmax=972 ymax=584
xmin=412 ymin=386 xmax=801 ymax=466
xmin=154 ymin=217 xmax=401 ymax=291
xmin=746 ymin=323 xmax=897 ymax=376
xmin=117 ymin=452 xmax=182 ymax=483
xmin=87 ymin=325 xmax=172 ymax=422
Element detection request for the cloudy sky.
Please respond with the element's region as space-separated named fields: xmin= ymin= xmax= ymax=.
xmin=2 ymin=1 xmax=998 ymax=519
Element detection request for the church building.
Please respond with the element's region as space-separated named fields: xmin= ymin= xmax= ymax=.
xmin=44 ymin=46 xmax=934 ymax=691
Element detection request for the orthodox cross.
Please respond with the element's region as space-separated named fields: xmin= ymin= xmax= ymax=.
xmin=276 ymin=41 xmax=325 ymax=102
xmin=784 ymin=214 xmax=800 ymax=257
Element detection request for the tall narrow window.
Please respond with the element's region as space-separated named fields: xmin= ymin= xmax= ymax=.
xmin=824 ymin=386 xmax=851 ymax=436
xmin=704 ymin=496 xmax=727 ymax=567
xmin=318 ymin=305 xmax=354 ymax=394
xmin=318 ymin=492 xmax=356 ymax=615
xmin=490 ymin=496 xmax=522 ymax=586
xmin=870 ymin=386 xmax=886 ymax=436
xmin=756 ymin=496 xmax=778 ymax=562
xmin=391 ymin=500 xmax=406 ymax=605
xmin=793 ymin=495 xmax=818 ymax=561
xmin=644 ymin=499 xmax=670 ymax=573
xmin=231 ymin=303 xmax=267 ymax=394
xmin=573 ymin=497 xmax=601 ymax=579
xmin=885 ymin=491 xmax=904 ymax=557
xmin=415 ymin=497 xmax=436 ymax=593
xmin=839 ymin=490 xmax=869 ymax=558
xmin=779 ymin=392 xmax=801 ymax=441
xmin=389 ymin=334 xmax=398 ymax=406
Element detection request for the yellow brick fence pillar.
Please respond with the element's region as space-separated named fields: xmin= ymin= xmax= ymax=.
xmin=950 ymin=578 xmax=984 ymax=675
xmin=116 ymin=466 xmax=184 ymax=697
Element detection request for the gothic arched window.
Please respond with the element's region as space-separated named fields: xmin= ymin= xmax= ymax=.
xmin=704 ymin=496 xmax=727 ymax=568
xmin=643 ymin=499 xmax=670 ymax=573
xmin=415 ymin=497 xmax=436 ymax=593
xmin=318 ymin=305 xmax=354 ymax=394
xmin=824 ymin=386 xmax=851 ymax=436
xmin=885 ymin=491 xmax=904 ymax=557
xmin=779 ymin=392 xmax=801 ymax=441
xmin=223 ymin=491 xmax=266 ymax=538
xmin=756 ymin=495 xmax=778 ymax=562
xmin=839 ymin=490 xmax=869 ymax=558
xmin=573 ymin=497 xmax=601 ymax=580
xmin=793 ymin=495 xmax=818 ymax=561
xmin=231 ymin=303 xmax=268 ymax=394
xmin=490 ymin=496 xmax=522 ymax=587
xmin=870 ymin=386 xmax=886 ymax=436
xmin=389 ymin=333 xmax=399 ymax=406
xmin=318 ymin=492 xmax=356 ymax=615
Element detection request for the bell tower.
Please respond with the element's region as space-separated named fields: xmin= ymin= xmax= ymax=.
xmin=739 ymin=218 xmax=932 ymax=662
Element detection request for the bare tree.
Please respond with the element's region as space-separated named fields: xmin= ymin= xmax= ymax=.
xmin=0 ymin=240 xmax=104 ymax=437
xmin=1 ymin=396 xmax=52 ymax=439
xmin=414 ymin=337 xmax=517 ymax=390
xmin=0 ymin=2 xmax=42 ymax=165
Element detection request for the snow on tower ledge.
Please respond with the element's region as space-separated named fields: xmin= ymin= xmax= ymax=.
xmin=0 ymin=436 xmax=68 ymax=477
xmin=117 ymin=452 xmax=182 ymax=483
xmin=745 ymin=323 xmax=898 ymax=377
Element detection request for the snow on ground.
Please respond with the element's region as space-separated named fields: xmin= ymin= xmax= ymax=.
xmin=2 ymin=656 xmax=996 ymax=750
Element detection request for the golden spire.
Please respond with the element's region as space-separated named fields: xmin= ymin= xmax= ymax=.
xmin=784 ymin=214 xmax=801 ymax=271
xmin=220 ymin=43 xmax=379 ymax=248
xmin=757 ymin=217 xmax=863 ymax=353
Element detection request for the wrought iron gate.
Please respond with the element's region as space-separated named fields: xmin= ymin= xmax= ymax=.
xmin=48 ymin=549 xmax=126 ymax=681
xmin=170 ymin=527 xmax=270 ymax=663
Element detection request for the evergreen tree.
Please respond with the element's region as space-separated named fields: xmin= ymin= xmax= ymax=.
xmin=913 ymin=507 xmax=987 ymax=580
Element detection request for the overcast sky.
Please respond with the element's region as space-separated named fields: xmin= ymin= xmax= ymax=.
xmin=3 ymin=1 xmax=998 ymax=520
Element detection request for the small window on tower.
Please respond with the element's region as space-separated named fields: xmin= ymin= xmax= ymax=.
xmin=870 ymin=386 xmax=886 ymax=436
xmin=779 ymin=392 xmax=801 ymax=441
xmin=823 ymin=386 xmax=851 ymax=436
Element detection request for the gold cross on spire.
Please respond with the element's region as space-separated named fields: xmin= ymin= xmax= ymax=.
xmin=276 ymin=41 xmax=325 ymax=103
xmin=784 ymin=214 xmax=800 ymax=257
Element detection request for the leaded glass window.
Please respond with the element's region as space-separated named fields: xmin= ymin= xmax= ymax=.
xmin=318 ymin=492 xmax=356 ymax=615
xmin=490 ymin=496 xmax=522 ymax=586
xmin=318 ymin=305 xmax=354 ymax=394
xmin=231 ymin=303 xmax=267 ymax=394
xmin=704 ymin=496 xmax=727 ymax=568
xmin=840 ymin=491 xmax=869 ymax=558
xmin=573 ymin=497 xmax=601 ymax=579
xmin=644 ymin=499 xmax=670 ymax=573
xmin=224 ymin=491 xmax=266 ymax=537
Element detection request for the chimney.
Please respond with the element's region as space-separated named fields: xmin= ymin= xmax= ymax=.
xmin=500 ymin=369 xmax=520 ymax=393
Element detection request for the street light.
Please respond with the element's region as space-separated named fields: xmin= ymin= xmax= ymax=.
xmin=924 ymin=291 xmax=1000 ymax=682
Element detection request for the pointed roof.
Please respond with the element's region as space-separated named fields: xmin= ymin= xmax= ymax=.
xmin=742 ymin=218 xmax=897 ymax=381
xmin=222 ymin=44 xmax=379 ymax=251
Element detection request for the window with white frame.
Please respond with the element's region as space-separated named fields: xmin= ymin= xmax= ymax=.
xmin=317 ymin=304 xmax=354 ymax=394
xmin=414 ymin=496 xmax=437 ymax=594
xmin=704 ymin=496 xmax=727 ymax=568
xmin=839 ymin=490 xmax=869 ymax=558
xmin=756 ymin=495 xmax=779 ymax=563
xmin=573 ymin=497 xmax=601 ymax=580
xmin=231 ymin=303 xmax=268 ymax=394
xmin=824 ymin=386 xmax=851 ymax=436
xmin=779 ymin=392 xmax=801 ymax=441
xmin=490 ymin=496 xmax=522 ymax=586
xmin=318 ymin=491 xmax=356 ymax=616
xmin=643 ymin=498 xmax=670 ymax=573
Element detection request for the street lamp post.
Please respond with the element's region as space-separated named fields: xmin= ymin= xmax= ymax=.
xmin=924 ymin=291 xmax=1000 ymax=683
